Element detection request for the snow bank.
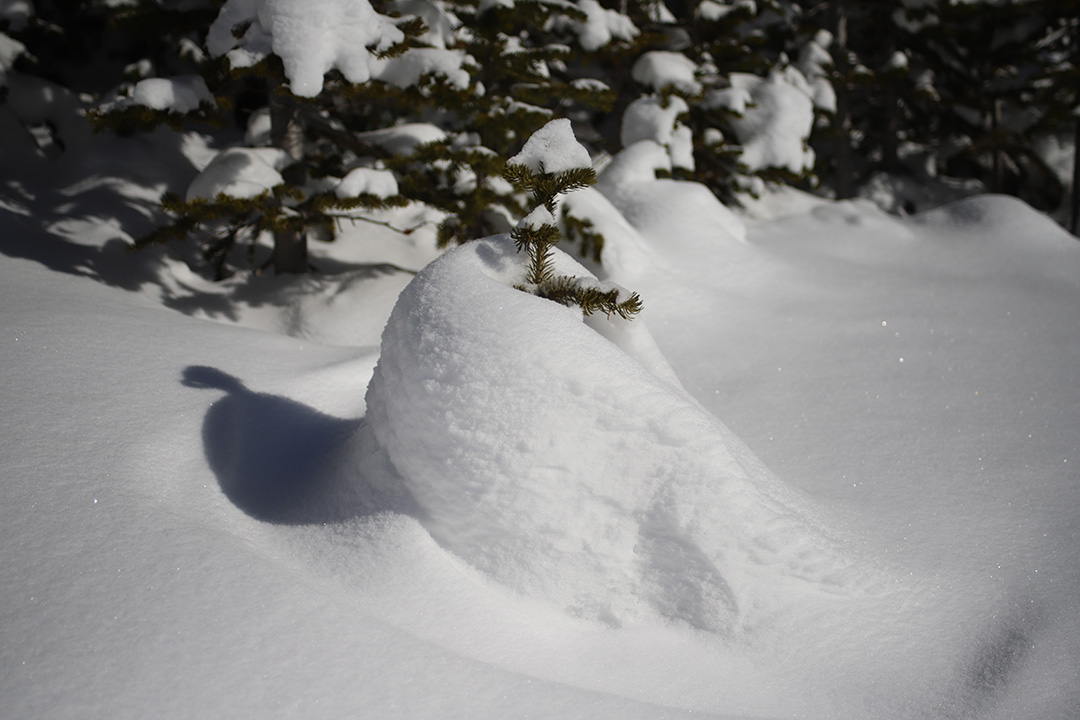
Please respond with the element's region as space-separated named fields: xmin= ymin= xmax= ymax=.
xmin=366 ymin=236 xmax=866 ymax=630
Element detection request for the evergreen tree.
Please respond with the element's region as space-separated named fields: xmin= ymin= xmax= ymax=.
xmin=388 ymin=0 xmax=631 ymax=248
xmin=86 ymin=0 xmax=635 ymax=277
xmin=617 ymin=0 xmax=824 ymax=203
xmin=504 ymin=118 xmax=642 ymax=318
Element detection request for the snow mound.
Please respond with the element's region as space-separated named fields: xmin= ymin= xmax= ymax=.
xmin=366 ymin=237 xmax=872 ymax=630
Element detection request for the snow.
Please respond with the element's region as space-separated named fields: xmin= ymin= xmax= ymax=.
xmin=186 ymin=146 xmax=291 ymax=201
xmin=597 ymin=140 xmax=747 ymax=246
xmin=335 ymin=167 xmax=399 ymax=199
xmin=3 ymin=105 xmax=1080 ymax=719
xmin=386 ymin=0 xmax=459 ymax=50
xmin=564 ymin=0 xmax=639 ymax=52
xmin=130 ymin=75 xmax=214 ymax=113
xmin=355 ymin=122 xmax=447 ymax=156
xmin=208 ymin=0 xmax=406 ymax=97
xmin=697 ymin=0 xmax=755 ymax=21
xmin=517 ymin=204 xmax=556 ymax=230
xmin=0 ymin=0 xmax=32 ymax=31
xmin=621 ymin=95 xmax=686 ymax=147
xmin=631 ymin=51 xmax=701 ymax=96
xmin=0 ymin=30 xmax=26 ymax=86
xmin=371 ymin=48 xmax=471 ymax=91
xmin=795 ymin=31 xmax=836 ymax=113
xmin=707 ymin=69 xmax=816 ymax=174
xmin=621 ymin=95 xmax=694 ymax=171
xmin=506 ymin=118 xmax=593 ymax=175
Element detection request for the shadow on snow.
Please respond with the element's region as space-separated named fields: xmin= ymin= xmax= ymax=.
xmin=182 ymin=365 xmax=413 ymax=525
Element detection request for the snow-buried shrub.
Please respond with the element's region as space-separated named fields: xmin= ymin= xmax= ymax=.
xmin=366 ymin=236 xmax=871 ymax=631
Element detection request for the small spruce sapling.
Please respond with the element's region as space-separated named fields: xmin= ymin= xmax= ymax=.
xmin=503 ymin=119 xmax=642 ymax=319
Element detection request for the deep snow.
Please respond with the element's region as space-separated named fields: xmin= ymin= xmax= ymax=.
xmin=2 ymin=121 xmax=1079 ymax=719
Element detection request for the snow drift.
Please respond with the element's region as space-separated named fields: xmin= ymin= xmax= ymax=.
xmin=366 ymin=236 xmax=875 ymax=631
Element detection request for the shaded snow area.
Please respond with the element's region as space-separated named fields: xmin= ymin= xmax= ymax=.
xmin=3 ymin=131 xmax=1080 ymax=720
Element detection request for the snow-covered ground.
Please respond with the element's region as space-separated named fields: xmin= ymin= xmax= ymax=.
xmin=2 ymin=124 xmax=1078 ymax=719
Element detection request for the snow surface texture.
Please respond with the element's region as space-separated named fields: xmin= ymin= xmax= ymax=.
xmin=208 ymin=0 xmax=406 ymax=96
xmin=2 ymin=114 xmax=1080 ymax=718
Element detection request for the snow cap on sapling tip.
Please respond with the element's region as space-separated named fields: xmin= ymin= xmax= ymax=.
xmin=518 ymin=205 xmax=556 ymax=230
xmin=507 ymin=118 xmax=592 ymax=176
xmin=504 ymin=120 xmax=642 ymax=319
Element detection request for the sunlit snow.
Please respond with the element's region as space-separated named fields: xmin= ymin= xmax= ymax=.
xmin=2 ymin=80 xmax=1079 ymax=720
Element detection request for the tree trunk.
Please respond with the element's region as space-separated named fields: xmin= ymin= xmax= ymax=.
xmin=268 ymin=84 xmax=308 ymax=274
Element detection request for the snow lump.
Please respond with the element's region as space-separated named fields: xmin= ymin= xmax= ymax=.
xmin=365 ymin=236 xmax=872 ymax=630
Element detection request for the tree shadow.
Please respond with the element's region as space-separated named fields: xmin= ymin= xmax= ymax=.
xmin=183 ymin=365 xmax=415 ymax=524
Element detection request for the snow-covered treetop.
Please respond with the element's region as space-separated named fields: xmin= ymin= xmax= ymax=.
xmin=506 ymin=118 xmax=592 ymax=175
xmin=207 ymin=0 xmax=406 ymax=97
